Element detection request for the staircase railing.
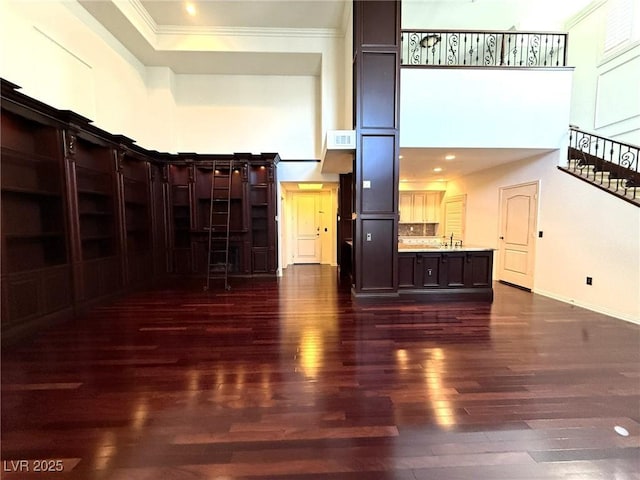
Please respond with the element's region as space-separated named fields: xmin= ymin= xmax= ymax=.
xmin=401 ymin=30 xmax=568 ymax=67
xmin=564 ymin=127 xmax=639 ymax=204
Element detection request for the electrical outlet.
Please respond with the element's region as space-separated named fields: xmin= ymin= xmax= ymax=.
xmin=586 ymin=276 xmax=593 ymax=285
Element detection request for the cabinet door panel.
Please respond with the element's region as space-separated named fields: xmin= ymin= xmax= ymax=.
xmin=466 ymin=252 xmax=493 ymax=287
xmin=399 ymin=193 xmax=412 ymax=223
xmin=425 ymin=192 xmax=441 ymax=223
xmin=421 ymin=255 xmax=441 ymax=287
xmin=443 ymin=253 xmax=465 ymax=287
xmin=412 ymin=193 xmax=426 ymax=223
xmin=398 ymin=254 xmax=416 ymax=287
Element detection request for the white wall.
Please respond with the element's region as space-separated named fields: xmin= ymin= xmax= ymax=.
xmin=400 ymin=68 xmax=573 ymax=149
xmin=174 ymin=74 xmax=319 ymax=158
xmin=566 ymin=1 xmax=640 ymax=144
xmin=445 ymin=152 xmax=640 ymax=324
xmin=0 ymin=0 xmax=348 ymax=158
xmin=0 ymin=0 xmax=153 ymax=145
xmin=402 ymin=0 xmax=594 ymax=30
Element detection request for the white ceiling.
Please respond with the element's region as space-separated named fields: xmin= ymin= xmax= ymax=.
xmin=140 ymin=1 xmax=348 ymax=29
xmin=78 ymin=0 xmax=347 ymax=75
xmin=399 ymin=147 xmax=555 ymax=183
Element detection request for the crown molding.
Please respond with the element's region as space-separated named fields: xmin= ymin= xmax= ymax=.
xmin=128 ymin=0 xmax=160 ymax=34
xmin=565 ymin=0 xmax=607 ymax=29
xmin=156 ymin=25 xmax=341 ymax=38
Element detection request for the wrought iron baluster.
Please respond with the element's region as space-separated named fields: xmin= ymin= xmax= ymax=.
xmin=530 ymin=34 xmax=539 ymax=66
xmin=448 ymin=33 xmax=458 ymax=65
xmin=543 ymin=35 xmax=549 ymax=66
xmin=607 ymin=140 xmax=614 ymax=188
xmin=463 ymin=33 xmax=468 ymax=65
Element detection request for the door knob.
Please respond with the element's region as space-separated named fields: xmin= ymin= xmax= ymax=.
xmin=499 ymin=236 xmax=504 ymax=240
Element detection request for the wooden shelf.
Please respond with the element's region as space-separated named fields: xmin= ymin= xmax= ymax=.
xmin=1 ymin=186 xmax=61 ymax=197
xmin=1 ymin=145 xmax=59 ymax=164
xmin=5 ymin=232 xmax=65 ymax=240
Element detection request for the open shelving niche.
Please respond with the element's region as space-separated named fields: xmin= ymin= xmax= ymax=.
xmin=1 ymin=108 xmax=71 ymax=325
xmin=120 ymin=153 xmax=153 ymax=285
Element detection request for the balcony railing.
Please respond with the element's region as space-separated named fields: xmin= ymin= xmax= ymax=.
xmin=565 ymin=127 xmax=639 ymax=203
xmin=401 ymin=30 xmax=568 ymax=67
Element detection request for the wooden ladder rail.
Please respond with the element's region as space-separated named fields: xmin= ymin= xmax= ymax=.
xmin=204 ymin=159 xmax=234 ymax=291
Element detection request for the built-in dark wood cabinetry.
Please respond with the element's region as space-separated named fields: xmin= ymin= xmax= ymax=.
xmin=118 ymin=149 xmax=153 ymax=287
xmin=1 ymin=80 xmax=279 ymax=343
xmin=249 ymin=162 xmax=277 ymax=274
xmin=398 ymin=250 xmax=494 ymax=301
xmin=1 ymin=105 xmax=72 ymax=332
xmin=168 ymin=163 xmax=193 ymax=274
xmin=64 ymin=127 xmax=122 ymax=305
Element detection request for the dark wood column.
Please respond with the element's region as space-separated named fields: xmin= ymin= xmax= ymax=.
xmin=352 ymin=0 xmax=401 ymax=295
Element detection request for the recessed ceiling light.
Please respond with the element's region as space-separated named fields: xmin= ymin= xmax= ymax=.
xmin=433 ymin=167 xmax=443 ymax=172
xmin=445 ymin=154 xmax=456 ymax=160
xmin=185 ymin=3 xmax=197 ymax=16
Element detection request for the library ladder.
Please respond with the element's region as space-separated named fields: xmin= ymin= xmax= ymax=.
xmin=204 ymin=159 xmax=233 ymax=291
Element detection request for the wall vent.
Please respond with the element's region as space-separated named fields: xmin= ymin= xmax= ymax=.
xmin=326 ymin=130 xmax=356 ymax=150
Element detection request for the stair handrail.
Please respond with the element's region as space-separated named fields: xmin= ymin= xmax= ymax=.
xmin=566 ymin=126 xmax=639 ymax=202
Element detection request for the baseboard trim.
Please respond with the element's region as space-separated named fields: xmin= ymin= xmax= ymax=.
xmin=499 ymin=280 xmax=532 ymax=292
xmin=534 ymin=288 xmax=639 ymax=325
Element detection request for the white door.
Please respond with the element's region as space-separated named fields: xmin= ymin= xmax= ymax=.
xmin=293 ymin=193 xmax=321 ymax=263
xmin=498 ymin=182 xmax=538 ymax=290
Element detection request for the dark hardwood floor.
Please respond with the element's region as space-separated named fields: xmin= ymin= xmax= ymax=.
xmin=2 ymin=265 xmax=639 ymax=479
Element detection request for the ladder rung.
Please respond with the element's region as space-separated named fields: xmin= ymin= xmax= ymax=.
xmin=205 ymin=159 xmax=233 ymax=291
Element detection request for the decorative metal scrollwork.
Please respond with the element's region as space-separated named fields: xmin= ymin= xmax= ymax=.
xmin=447 ymin=34 xmax=459 ymax=65
xmin=485 ymin=34 xmax=496 ymax=65
xmin=620 ymin=150 xmax=637 ymax=170
xmin=527 ymin=35 xmax=540 ymax=67
xmin=401 ymin=30 xmax=567 ymax=68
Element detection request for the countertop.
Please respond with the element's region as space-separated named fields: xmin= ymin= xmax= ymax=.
xmin=398 ymin=244 xmax=494 ymax=253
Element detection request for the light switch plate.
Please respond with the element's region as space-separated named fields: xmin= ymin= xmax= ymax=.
xmin=363 ymin=180 xmax=371 ymax=189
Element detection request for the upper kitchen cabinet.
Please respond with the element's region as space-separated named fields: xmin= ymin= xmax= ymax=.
xmin=399 ymin=191 xmax=442 ymax=223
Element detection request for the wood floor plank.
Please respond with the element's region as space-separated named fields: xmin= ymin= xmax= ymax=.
xmin=2 ymin=265 xmax=639 ymax=479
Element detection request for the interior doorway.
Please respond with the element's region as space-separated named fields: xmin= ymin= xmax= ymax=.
xmin=292 ymin=192 xmax=322 ymax=263
xmin=498 ymin=181 xmax=539 ymax=290
xmin=279 ymin=183 xmax=338 ymax=270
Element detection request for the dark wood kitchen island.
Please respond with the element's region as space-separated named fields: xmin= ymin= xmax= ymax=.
xmin=398 ymin=244 xmax=495 ymax=301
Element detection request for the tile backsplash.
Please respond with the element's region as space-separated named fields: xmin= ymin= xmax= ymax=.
xmin=399 ymin=223 xmax=437 ymax=237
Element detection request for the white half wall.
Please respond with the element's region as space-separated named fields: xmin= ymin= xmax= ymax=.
xmin=446 ymin=152 xmax=640 ymax=324
xmin=400 ymin=68 xmax=574 ymax=149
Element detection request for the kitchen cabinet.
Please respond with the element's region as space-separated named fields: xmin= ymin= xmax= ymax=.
xmin=399 ymin=191 xmax=442 ymax=223
xmin=397 ymin=249 xmax=493 ymax=301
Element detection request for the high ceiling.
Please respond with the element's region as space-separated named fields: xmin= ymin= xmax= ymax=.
xmin=140 ymin=0 xmax=348 ymax=29
xmin=75 ymin=0 xmax=586 ymax=181
xmin=77 ymin=0 xmax=348 ymax=75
